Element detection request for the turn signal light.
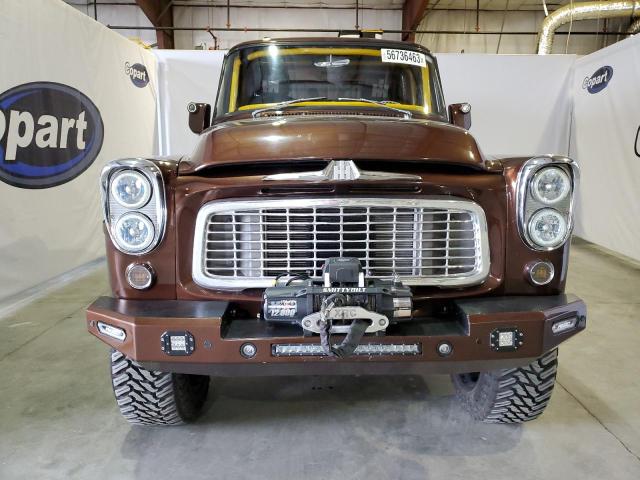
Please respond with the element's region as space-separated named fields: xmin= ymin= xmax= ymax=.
xmin=551 ymin=317 xmax=578 ymax=334
xmin=527 ymin=261 xmax=555 ymax=286
xmin=97 ymin=321 xmax=126 ymax=341
xmin=126 ymin=263 xmax=154 ymax=290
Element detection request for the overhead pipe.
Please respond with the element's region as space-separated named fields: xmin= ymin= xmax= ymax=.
xmin=538 ymin=1 xmax=640 ymax=54
xmin=108 ymin=25 xmax=627 ymax=35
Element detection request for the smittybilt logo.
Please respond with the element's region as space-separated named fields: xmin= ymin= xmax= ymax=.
xmin=583 ymin=66 xmax=613 ymax=94
xmin=125 ymin=62 xmax=149 ymax=88
xmin=322 ymin=287 xmax=366 ymax=293
xmin=0 ymin=82 xmax=104 ymax=189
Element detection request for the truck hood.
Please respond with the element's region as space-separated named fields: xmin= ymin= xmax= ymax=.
xmin=179 ymin=116 xmax=487 ymax=174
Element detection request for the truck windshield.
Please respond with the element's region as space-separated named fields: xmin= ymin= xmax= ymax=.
xmin=215 ymin=44 xmax=446 ymax=118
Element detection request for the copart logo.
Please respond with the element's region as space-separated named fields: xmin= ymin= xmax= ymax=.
xmin=0 ymin=82 xmax=104 ymax=189
xmin=582 ymin=66 xmax=613 ymax=94
xmin=125 ymin=62 xmax=149 ymax=88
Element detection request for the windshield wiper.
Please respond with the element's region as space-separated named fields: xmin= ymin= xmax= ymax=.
xmin=337 ymin=98 xmax=413 ymax=119
xmin=252 ymin=97 xmax=328 ymax=118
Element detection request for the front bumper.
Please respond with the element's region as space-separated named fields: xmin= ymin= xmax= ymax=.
xmin=86 ymin=294 xmax=586 ymax=376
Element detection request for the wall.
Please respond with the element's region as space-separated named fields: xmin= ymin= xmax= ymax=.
xmin=438 ymin=53 xmax=575 ymax=155
xmin=570 ymin=34 xmax=640 ymax=262
xmin=155 ymin=50 xmax=226 ymax=156
xmin=0 ymin=0 xmax=158 ymax=301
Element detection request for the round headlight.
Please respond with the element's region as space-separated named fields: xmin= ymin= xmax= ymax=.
xmin=110 ymin=170 xmax=151 ymax=209
xmin=530 ymin=167 xmax=571 ymax=205
xmin=528 ymin=208 xmax=568 ymax=248
xmin=114 ymin=212 xmax=155 ymax=252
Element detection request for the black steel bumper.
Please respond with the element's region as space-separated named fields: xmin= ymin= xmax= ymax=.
xmin=86 ymin=294 xmax=586 ymax=376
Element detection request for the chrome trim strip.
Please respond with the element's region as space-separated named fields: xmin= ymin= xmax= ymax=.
xmin=515 ymin=155 xmax=580 ymax=251
xmin=192 ymin=197 xmax=490 ymax=291
xmin=263 ymin=160 xmax=422 ymax=182
xmin=100 ymin=159 xmax=167 ymax=256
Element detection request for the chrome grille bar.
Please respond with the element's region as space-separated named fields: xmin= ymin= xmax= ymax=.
xmin=192 ymin=198 xmax=490 ymax=291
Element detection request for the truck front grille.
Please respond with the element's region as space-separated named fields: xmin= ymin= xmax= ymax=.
xmin=192 ymin=198 xmax=489 ymax=291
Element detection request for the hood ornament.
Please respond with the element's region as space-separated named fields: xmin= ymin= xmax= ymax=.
xmin=263 ymin=160 xmax=421 ymax=182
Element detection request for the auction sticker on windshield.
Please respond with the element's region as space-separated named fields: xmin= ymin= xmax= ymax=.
xmin=381 ymin=49 xmax=426 ymax=68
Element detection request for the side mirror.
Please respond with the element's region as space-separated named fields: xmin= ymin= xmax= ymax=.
xmin=187 ymin=102 xmax=211 ymax=134
xmin=448 ymin=103 xmax=472 ymax=130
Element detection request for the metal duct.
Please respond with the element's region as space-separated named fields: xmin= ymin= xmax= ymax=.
xmin=628 ymin=17 xmax=640 ymax=34
xmin=538 ymin=1 xmax=640 ymax=54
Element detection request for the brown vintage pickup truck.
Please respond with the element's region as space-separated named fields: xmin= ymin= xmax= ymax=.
xmin=87 ymin=37 xmax=586 ymax=425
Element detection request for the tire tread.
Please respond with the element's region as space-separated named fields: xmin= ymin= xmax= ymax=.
xmin=109 ymin=350 xmax=208 ymax=426
xmin=452 ymin=349 xmax=559 ymax=424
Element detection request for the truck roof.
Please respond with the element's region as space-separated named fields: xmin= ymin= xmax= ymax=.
xmin=228 ymin=37 xmax=433 ymax=56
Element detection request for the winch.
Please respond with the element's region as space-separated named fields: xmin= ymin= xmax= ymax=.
xmin=263 ymin=258 xmax=413 ymax=357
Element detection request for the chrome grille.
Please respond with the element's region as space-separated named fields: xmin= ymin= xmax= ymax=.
xmin=192 ymin=198 xmax=489 ymax=291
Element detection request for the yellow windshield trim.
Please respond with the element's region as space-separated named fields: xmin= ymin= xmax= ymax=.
xmin=422 ymin=67 xmax=432 ymax=113
xmin=237 ymin=101 xmax=429 ymax=114
xmin=228 ymin=57 xmax=241 ymax=112
xmin=246 ymin=47 xmax=382 ymax=61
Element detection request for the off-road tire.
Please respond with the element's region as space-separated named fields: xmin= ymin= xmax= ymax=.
xmin=110 ymin=349 xmax=210 ymax=425
xmin=451 ymin=349 xmax=558 ymax=423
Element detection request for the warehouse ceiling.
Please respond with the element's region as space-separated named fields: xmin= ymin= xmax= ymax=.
xmin=168 ymin=0 xmax=565 ymax=12
xmin=65 ymin=0 xmax=579 ymax=14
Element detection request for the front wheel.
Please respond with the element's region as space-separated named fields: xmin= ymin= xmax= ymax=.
xmin=110 ymin=350 xmax=210 ymax=425
xmin=451 ymin=349 xmax=558 ymax=423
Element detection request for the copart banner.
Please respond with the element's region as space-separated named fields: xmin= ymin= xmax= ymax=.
xmin=570 ymin=35 xmax=640 ymax=262
xmin=0 ymin=0 xmax=157 ymax=300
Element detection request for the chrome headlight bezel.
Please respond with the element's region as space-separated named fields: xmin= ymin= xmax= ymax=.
xmin=516 ymin=156 xmax=579 ymax=251
xmin=101 ymin=159 xmax=166 ymax=255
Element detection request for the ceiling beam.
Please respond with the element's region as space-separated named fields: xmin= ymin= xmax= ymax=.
xmin=135 ymin=0 xmax=175 ymax=49
xmin=402 ymin=0 xmax=429 ymax=42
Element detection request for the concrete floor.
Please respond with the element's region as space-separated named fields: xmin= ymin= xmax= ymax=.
xmin=1 ymin=240 xmax=639 ymax=479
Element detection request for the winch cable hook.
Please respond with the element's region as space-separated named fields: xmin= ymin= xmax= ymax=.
xmin=318 ymin=293 xmax=371 ymax=358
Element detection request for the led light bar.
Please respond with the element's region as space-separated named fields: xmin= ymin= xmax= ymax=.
xmin=272 ymin=343 xmax=421 ymax=357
